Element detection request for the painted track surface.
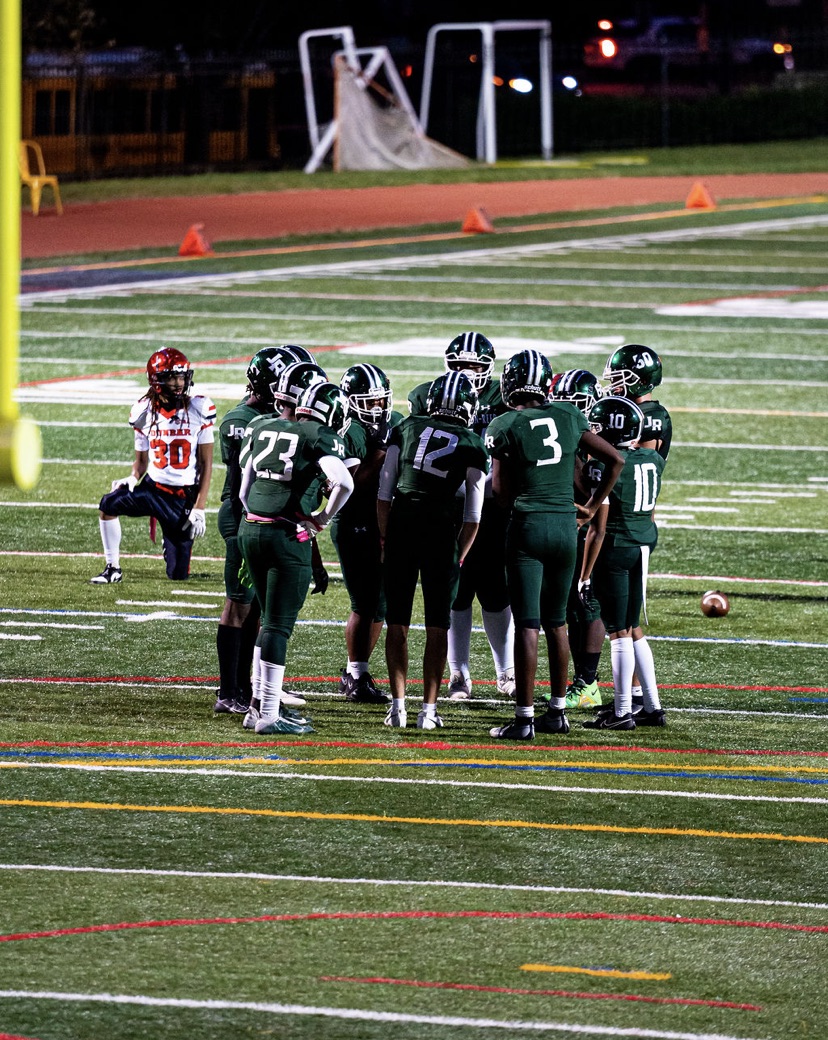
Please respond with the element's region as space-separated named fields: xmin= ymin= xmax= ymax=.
xmin=20 ymin=172 xmax=828 ymax=259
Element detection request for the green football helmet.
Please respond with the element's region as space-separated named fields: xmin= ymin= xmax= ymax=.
xmin=339 ymin=363 xmax=392 ymax=430
xmin=550 ymin=368 xmax=603 ymax=415
xmin=295 ymin=381 xmax=351 ymax=436
xmin=587 ymin=396 xmax=644 ymax=448
xmin=273 ymin=361 xmax=327 ymax=410
xmin=246 ymin=346 xmax=315 ymax=402
xmin=500 ymin=349 xmax=554 ymax=408
xmin=603 ymin=343 xmax=663 ymax=396
xmin=426 ymin=371 xmax=478 ymax=427
xmin=444 ymin=331 xmax=496 ymax=391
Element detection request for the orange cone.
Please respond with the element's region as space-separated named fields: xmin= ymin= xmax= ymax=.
xmin=462 ymin=207 xmax=495 ymax=233
xmin=685 ymin=181 xmax=716 ymax=210
xmin=178 ymin=223 xmax=214 ymax=257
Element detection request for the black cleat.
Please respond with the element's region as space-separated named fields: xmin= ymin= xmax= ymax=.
xmin=90 ymin=564 xmax=122 ymax=584
xmin=583 ymin=711 xmax=636 ymax=730
xmin=636 ymin=708 xmax=667 ymax=727
xmin=534 ymin=708 xmax=571 ymax=735
xmin=344 ymin=672 xmax=391 ymax=704
xmin=490 ymin=719 xmax=535 ymax=740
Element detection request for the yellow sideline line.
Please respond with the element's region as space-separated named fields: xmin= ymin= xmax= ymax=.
xmin=1 ymin=756 xmax=825 ymax=775
xmin=521 ymin=964 xmax=671 ymax=981
xmin=1 ymin=797 xmax=825 ymax=844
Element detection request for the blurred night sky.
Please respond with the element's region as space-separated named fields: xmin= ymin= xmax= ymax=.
xmin=22 ymin=0 xmax=822 ymax=57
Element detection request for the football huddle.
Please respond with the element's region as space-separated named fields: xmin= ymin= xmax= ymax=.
xmin=88 ymin=333 xmax=680 ymax=741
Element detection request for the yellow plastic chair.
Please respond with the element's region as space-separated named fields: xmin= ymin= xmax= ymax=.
xmin=19 ymin=139 xmax=63 ymax=216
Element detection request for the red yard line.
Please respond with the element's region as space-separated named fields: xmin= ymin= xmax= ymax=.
xmin=2 ymin=909 xmax=826 ymax=946
xmin=319 ymin=975 xmax=762 ymax=1011
xmin=2 ymin=738 xmax=828 ymax=758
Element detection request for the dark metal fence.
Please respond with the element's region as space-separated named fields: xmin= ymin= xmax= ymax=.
xmin=22 ymin=37 xmax=828 ymax=179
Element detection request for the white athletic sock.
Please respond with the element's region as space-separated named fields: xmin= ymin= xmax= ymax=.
xmin=392 ymin=697 xmax=405 ymax=714
xmin=259 ymin=661 xmax=285 ymax=719
xmin=99 ymin=517 xmax=121 ymax=567
xmin=447 ymin=607 xmax=473 ymax=677
xmin=633 ymin=638 xmax=661 ymax=711
xmin=347 ymin=660 xmax=369 ymax=679
xmin=252 ymin=645 xmax=263 ymax=700
xmin=421 ymin=701 xmax=438 ymax=719
xmin=482 ymin=606 xmax=514 ymax=677
xmin=610 ymin=637 xmax=636 ymax=716
xmin=515 ymin=704 xmax=534 ymax=719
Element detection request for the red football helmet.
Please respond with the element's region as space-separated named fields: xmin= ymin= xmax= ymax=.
xmin=147 ymin=348 xmax=193 ymax=402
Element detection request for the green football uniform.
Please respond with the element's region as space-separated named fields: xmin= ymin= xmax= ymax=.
xmin=408 ymin=377 xmax=504 ymax=440
xmin=330 ymin=410 xmax=404 ymax=621
xmin=381 ymin=414 xmax=489 ymax=628
xmin=589 ymin=447 xmax=666 ymax=633
xmin=639 ymin=399 xmax=672 ymax=459
xmin=238 ymin=416 xmax=347 ymax=665
xmin=217 ymin=397 xmax=271 ymax=602
xmin=486 ymin=401 xmax=589 ymax=628
xmin=411 ymin=377 xmax=510 ymax=612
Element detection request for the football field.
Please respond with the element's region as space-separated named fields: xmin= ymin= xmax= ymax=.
xmin=2 ymin=191 xmax=827 ymax=1039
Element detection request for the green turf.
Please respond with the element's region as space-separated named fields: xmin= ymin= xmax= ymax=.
xmin=2 ymin=174 xmax=827 ymax=1039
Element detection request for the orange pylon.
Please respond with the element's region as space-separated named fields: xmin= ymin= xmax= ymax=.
xmin=685 ymin=181 xmax=716 ymax=210
xmin=462 ymin=207 xmax=495 ymax=233
xmin=178 ymin=223 xmax=214 ymax=257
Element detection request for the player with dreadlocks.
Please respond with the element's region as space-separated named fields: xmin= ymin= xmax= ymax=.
xmin=90 ymin=347 xmax=216 ymax=584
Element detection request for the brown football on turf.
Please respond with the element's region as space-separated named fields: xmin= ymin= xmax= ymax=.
xmin=701 ymin=590 xmax=730 ymax=617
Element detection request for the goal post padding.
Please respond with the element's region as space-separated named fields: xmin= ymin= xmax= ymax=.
xmin=333 ymin=57 xmax=470 ymax=172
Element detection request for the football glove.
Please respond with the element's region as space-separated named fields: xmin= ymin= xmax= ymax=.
xmin=296 ymin=513 xmax=327 ymax=540
xmin=311 ymin=561 xmax=329 ymax=595
xmin=577 ymin=578 xmax=593 ymax=610
xmin=188 ymin=508 xmax=207 ymax=538
xmin=111 ymin=474 xmax=138 ymax=492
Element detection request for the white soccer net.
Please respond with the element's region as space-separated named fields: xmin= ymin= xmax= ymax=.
xmin=333 ymin=56 xmax=469 ymax=172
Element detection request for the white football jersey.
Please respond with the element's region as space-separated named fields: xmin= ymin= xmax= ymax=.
xmin=130 ymin=394 xmax=216 ymax=487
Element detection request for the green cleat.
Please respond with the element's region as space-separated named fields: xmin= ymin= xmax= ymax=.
xmin=254 ymin=714 xmax=314 ymax=735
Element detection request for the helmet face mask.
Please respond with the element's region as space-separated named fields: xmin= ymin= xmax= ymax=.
xmin=603 ymin=343 xmax=663 ymax=397
xmin=587 ymin=396 xmax=644 ymax=448
xmin=295 ymin=381 xmax=351 ymax=436
xmin=147 ymin=348 xmax=193 ymax=404
xmin=444 ymin=331 xmax=495 ymax=392
xmin=500 ymin=349 xmax=554 ymax=408
xmin=340 ymin=363 xmax=392 ymax=431
xmin=550 ymin=368 xmax=603 ymax=416
xmin=246 ymin=346 xmax=315 ymax=402
xmin=273 ymin=362 xmax=327 ymax=410
xmin=426 ymin=371 xmax=478 ymax=427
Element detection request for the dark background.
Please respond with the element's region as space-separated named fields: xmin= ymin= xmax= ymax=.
xmin=22 ymin=0 xmax=828 ymax=56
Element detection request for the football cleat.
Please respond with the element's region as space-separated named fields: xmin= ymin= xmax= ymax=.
xmin=565 ymin=678 xmax=601 ymax=709
xmin=344 ymin=672 xmax=391 ymax=704
xmin=89 ymin=564 xmax=122 ymax=584
xmin=383 ymin=706 xmax=407 ymax=728
xmin=583 ymin=711 xmax=636 ymax=730
xmin=448 ymin=673 xmax=472 ymax=700
xmin=254 ymin=714 xmax=314 ymax=735
xmin=496 ymin=672 xmax=517 ymax=699
xmin=242 ymin=704 xmax=260 ymax=730
xmin=534 ymin=708 xmax=571 ymax=734
xmin=213 ymin=696 xmax=250 ymax=715
xmin=636 ymin=707 xmax=667 ymax=727
xmin=564 ymin=681 xmax=582 ymax=710
xmin=281 ymin=687 xmax=307 ymax=708
xmin=489 ymin=718 xmax=535 ymax=740
xmin=416 ymin=710 xmax=444 ymax=730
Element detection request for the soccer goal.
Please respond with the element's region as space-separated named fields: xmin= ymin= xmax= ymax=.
xmin=419 ymin=20 xmax=554 ymax=164
xmin=299 ymin=26 xmax=468 ymax=173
